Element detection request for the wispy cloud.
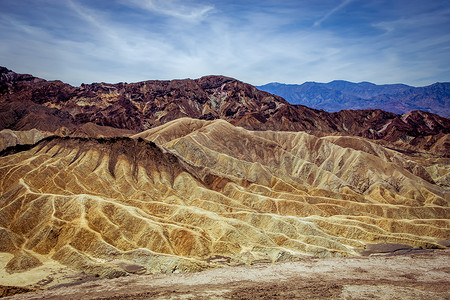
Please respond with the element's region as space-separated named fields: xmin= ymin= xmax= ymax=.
xmin=0 ymin=0 xmax=448 ymax=86
xmin=313 ymin=0 xmax=354 ymax=27
xmin=123 ymin=0 xmax=214 ymax=22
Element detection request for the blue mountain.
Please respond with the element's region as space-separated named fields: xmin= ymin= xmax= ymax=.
xmin=256 ymin=81 xmax=450 ymax=117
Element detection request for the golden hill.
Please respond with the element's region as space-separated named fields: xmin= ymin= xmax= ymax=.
xmin=0 ymin=118 xmax=448 ymax=286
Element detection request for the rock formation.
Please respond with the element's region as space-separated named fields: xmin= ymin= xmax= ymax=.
xmin=0 ymin=118 xmax=448 ymax=281
xmin=1 ymin=67 xmax=449 ymax=155
xmin=0 ymin=67 xmax=448 ymax=289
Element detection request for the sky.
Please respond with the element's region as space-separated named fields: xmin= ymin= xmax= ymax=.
xmin=0 ymin=0 xmax=449 ymax=87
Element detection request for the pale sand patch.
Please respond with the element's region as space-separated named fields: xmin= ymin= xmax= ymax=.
xmin=0 ymin=253 xmax=83 ymax=288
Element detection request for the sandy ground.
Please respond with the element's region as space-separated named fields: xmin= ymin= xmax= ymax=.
xmin=0 ymin=253 xmax=90 ymax=288
xmin=2 ymin=249 xmax=449 ymax=299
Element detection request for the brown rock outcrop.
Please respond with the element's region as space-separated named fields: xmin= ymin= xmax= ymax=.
xmin=1 ymin=67 xmax=448 ymax=154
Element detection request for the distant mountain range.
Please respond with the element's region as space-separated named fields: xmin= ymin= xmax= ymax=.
xmin=256 ymin=80 xmax=450 ymax=117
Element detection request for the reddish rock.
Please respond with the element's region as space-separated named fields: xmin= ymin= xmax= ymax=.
xmin=1 ymin=67 xmax=448 ymax=154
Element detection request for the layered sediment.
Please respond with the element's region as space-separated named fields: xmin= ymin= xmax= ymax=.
xmin=0 ymin=118 xmax=448 ymax=285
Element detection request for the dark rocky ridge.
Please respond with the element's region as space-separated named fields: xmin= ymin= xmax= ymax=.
xmin=1 ymin=67 xmax=449 ymax=154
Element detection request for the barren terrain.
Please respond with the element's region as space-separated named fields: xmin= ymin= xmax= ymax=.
xmin=4 ymin=249 xmax=449 ymax=299
xmin=0 ymin=69 xmax=449 ymax=299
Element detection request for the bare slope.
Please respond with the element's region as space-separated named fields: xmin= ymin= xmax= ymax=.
xmin=0 ymin=118 xmax=448 ymax=287
xmin=0 ymin=129 xmax=50 ymax=152
xmin=1 ymin=67 xmax=449 ymax=154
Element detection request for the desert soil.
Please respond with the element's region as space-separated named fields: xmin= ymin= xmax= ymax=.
xmin=3 ymin=249 xmax=449 ymax=299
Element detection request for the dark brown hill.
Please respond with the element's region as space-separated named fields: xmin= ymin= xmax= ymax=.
xmin=0 ymin=67 xmax=449 ymax=153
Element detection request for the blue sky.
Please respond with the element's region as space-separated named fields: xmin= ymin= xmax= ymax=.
xmin=0 ymin=0 xmax=449 ymax=86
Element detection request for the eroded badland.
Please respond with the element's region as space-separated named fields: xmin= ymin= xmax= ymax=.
xmin=0 ymin=68 xmax=449 ymax=298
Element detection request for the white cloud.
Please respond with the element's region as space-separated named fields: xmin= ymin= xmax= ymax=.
xmin=0 ymin=0 xmax=448 ymax=87
xmin=123 ymin=0 xmax=214 ymax=23
xmin=313 ymin=0 xmax=354 ymax=27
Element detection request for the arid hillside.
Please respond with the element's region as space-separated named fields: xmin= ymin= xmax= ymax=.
xmin=0 ymin=68 xmax=449 ymax=297
xmin=0 ymin=118 xmax=448 ymax=291
xmin=1 ymin=67 xmax=449 ymax=155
